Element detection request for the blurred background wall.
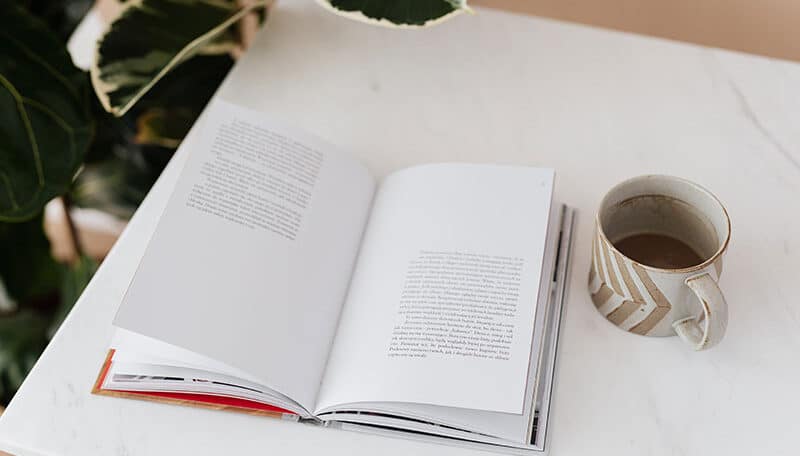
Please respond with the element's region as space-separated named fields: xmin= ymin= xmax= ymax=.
xmin=475 ymin=0 xmax=800 ymax=61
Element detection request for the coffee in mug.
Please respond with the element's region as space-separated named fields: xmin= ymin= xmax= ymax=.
xmin=589 ymin=175 xmax=730 ymax=351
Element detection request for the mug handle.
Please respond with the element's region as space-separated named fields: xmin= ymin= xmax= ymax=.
xmin=673 ymin=273 xmax=728 ymax=351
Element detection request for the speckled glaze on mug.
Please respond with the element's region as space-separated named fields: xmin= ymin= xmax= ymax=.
xmin=589 ymin=175 xmax=730 ymax=351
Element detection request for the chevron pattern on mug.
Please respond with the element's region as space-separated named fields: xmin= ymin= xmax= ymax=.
xmin=589 ymin=224 xmax=726 ymax=337
xmin=590 ymin=229 xmax=672 ymax=335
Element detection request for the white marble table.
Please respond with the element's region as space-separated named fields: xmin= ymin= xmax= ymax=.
xmin=2 ymin=2 xmax=800 ymax=455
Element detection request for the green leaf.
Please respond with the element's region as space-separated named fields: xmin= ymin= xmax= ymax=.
xmin=18 ymin=0 xmax=96 ymax=42
xmin=74 ymin=53 xmax=232 ymax=216
xmin=91 ymin=0 xmax=269 ymax=116
xmin=48 ymin=255 xmax=96 ymax=338
xmin=132 ymin=54 xmax=234 ymax=148
xmin=0 ymin=209 xmax=62 ymax=402
xmin=0 ymin=310 xmax=49 ymax=403
xmin=317 ymin=0 xmax=469 ymax=27
xmin=0 ymin=214 xmax=61 ymax=306
xmin=0 ymin=6 xmax=93 ymax=222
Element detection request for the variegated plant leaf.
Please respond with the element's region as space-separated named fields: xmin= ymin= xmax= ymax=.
xmin=91 ymin=0 xmax=269 ymax=116
xmin=0 ymin=5 xmax=93 ymax=222
xmin=131 ymin=54 xmax=234 ymax=148
xmin=317 ymin=0 xmax=470 ymax=27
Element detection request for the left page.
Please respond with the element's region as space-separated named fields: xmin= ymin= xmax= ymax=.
xmin=113 ymin=100 xmax=376 ymax=412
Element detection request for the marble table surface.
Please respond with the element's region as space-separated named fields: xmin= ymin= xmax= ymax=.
xmin=2 ymin=2 xmax=799 ymax=455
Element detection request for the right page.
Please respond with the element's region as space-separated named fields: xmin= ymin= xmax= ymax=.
xmin=316 ymin=164 xmax=554 ymax=415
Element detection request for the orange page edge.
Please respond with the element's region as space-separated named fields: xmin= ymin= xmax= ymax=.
xmin=91 ymin=349 xmax=296 ymax=419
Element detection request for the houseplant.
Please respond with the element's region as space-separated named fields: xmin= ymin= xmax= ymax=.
xmin=0 ymin=0 xmax=469 ymax=404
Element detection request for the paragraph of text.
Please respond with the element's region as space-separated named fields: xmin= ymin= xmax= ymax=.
xmin=186 ymin=118 xmax=323 ymax=240
xmin=389 ymin=250 xmax=525 ymax=361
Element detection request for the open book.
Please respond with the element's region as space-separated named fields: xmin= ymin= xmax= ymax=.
xmin=94 ymin=100 xmax=575 ymax=453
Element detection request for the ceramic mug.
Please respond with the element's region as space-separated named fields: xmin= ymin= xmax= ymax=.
xmin=588 ymin=175 xmax=731 ymax=351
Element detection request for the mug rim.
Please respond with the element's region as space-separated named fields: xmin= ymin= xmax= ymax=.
xmin=596 ymin=174 xmax=731 ymax=274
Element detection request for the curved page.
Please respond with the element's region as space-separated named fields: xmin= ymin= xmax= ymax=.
xmin=114 ymin=100 xmax=375 ymax=412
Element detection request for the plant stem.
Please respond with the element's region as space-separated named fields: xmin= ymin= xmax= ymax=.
xmin=60 ymin=195 xmax=83 ymax=259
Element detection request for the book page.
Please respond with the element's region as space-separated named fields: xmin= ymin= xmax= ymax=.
xmin=316 ymin=164 xmax=554 ymax=415
xmin=316 ymin=203 xmax=563 ymax=442
xmin=114 ymin=100 xmax=375 ymax=412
